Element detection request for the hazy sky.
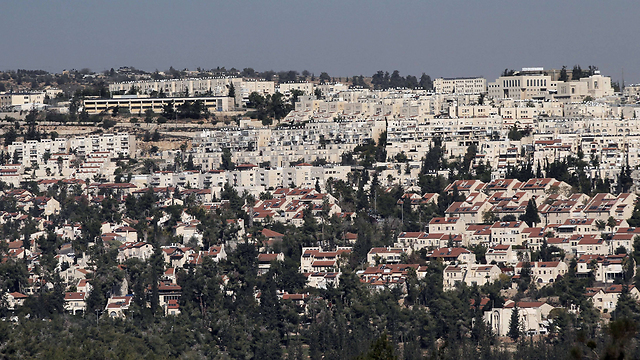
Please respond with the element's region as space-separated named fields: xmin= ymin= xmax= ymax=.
xmin=2 ymin=1 xmax=639 ymax=83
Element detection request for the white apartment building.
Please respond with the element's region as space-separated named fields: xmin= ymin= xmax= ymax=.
xmin=83 ymin=96 xmax=232 ymax=114
xmin=434 ymin=77 xmax=487 ymax=95
xmin=0 ymin=92 xmax=46 ymax=110
xmin=68 ymin=133 xmax=136 ymax=157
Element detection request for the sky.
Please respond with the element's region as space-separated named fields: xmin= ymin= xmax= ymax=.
xmin=1 ymin=0 xmax=639 ymax=83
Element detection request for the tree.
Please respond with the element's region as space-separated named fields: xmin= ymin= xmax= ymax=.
xmin=482 ymin=210 xmax=498 ymax=224
xmin=508 ymin=305 xmax=521 ymax=341
xmin=559 ymin=66 xmax=568 ymax=82
xmin=419 ymin=73 xmax=432 ymax=90
xmin=318 ymin=72 xmax=331 ymax=84
xmin=356 ymin=332 xmax=397 ymax=360
xmin=520 ymin=199 xmax=540 ymax=227
xmin=572 ymin=65 xmax=583 ymax=80
xmin=508 ymin=126 xmax=523 ymax=141
xmin=4 ymin=127 xmax=17 ymax=146
xmin=221 ymin=148 xmax=235 ymax=170
xmin=228 ymin=82 xmax=235 ymax=98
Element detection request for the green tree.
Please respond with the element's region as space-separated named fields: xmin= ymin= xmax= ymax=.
xmin=221 ymin=147 xmax=235 ymax=170
xmin=520 ymin=199 xmax=540 ymax=227
xmin=356 ymin=332 xmax=397 ymax=360
xmin=508 ymin=305 xmax=521 ymax=341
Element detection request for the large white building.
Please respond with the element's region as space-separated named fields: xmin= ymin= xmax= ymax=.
xmin=0 ymin=92 xmax=46 ymax=110
xmin=8 ymin=133 xmax=136 ymax=167
xmin=433 ymin=77 xmax=487 ymax=95
xmin=83 ymin=96 xmax=233 ymax=115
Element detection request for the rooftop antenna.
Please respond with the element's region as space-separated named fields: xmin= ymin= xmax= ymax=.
xmin=622 ymin=68 xmax=625 ymax=92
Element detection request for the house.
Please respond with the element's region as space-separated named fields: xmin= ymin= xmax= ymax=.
xmin=445 ymin=201 xmax=492 ymax=224
xmin=105 ymin=296 xmax=132 ymax=318
xmin=305 ymin=272 xmax=340 ymax=289
xmin=257 ymin=253 xmax=284 ymax=275
xmin=490 ymin=221 xmax=528 ymax=246
xmin=465 ymin=224 xmax=492 ymax=246
xmin=537 ymin=193 xmax=587 ymax=226
xmin=359 ymin=264 xmax=423 ymax=292
xmin=444 ymin=180 xmax=486 ymax=195
xmin=64 ymin=292 xmax=87 ymax=315
xmin=117 ymin=242 xmax=153 ymax=262
xmin=576 ymin=237 xmax=607 ymax=256
xmin=610 ymin=232 xmax=635 ymax=254
xmin=395 ymin=232 xmax=424 ymax=249
xmin=343 ymin=232 xmax=358 ymax=244
xmin=485 ymin=244 xmax=519 ymax=265
xmin=366 ymin=247 xmax=407 ymax=266
xmin=158 ymin=280 xmax=181 ymax=309
xmin=427 ymin=247 xmax=476 ymax=264
xmin=484 ymin=300 xmax=555 ymax=336
xmin=522 ymin=227 xmax=545 ymax=251
xmin=428 ymin=217 xmax=466 ymax=236
xmin=114 ymin=226 xmax=138 ymax=243
xmin=587 ymin=285 xmax=640 ymax=313
xmin=188 ymin=245 xmax=227 ymax=264
xmin=300 ymin=247 xmax=351 ymax=273
xmin=576 ymin=254 xmax=629 ymax=283
xmin=165 ymin=299 xmax=181 ymax=316
xmin=443 ymin=264 xmax=501 ymax=290
xmin=484 ymin=179 xmax=522 ymax=194
xmin=556 ymin=218 xmax=600 ymax=237
xmin=3 ymin=292 xmax=28 ymax=310
xmin=261 ymin=228 xmax=285 ymax=247
xmin=517 ymin=178 xmax=571 ymax=196
xmin=515 ymin=261 xmax=569 ymax=286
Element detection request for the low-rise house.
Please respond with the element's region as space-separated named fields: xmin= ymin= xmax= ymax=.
xmin=587 ymin=284 xmax=640 ymax=313
xmin=490 ymin=221 xmax=528 ymax=246
xmin=485 ymin=244 xmax=519 ymax=265
xmin=3 ymin=292 xmax=28 ymax=310
xmin=484 ymin=300 xmax=555 ymax=336
xmin=117 ymin=242 xmax=153 ymax=262
xmin=358 ymin=264 xmax=425 ymax=291
xmin=158 ymin=280 xmax=181 ymax=309
xmin=427 ymin=247 xmax=476 ymax=264
xmin=305 ymin=272 xmax=340 ymax=289
xmin=188 ymin=245 xmax=227 ymax=264
xmin=165 ymin=299 xmax=180 ymax=316
xmin=610 ymin=232 xmax=635 ymax=254
xmin=515 ymin=261 xmax=569 ymax=286
xmin=105 ymin=296 xmax=132 ymax=318
xmin=366 ymin=247 xmax=407 ymax=266
xmin=444 ymin=180 xmax=486 ymax=195
xmin=64 ymin=292 xmax=87 ymax=315
xmin=576 ymin=237 xmax=607 ymax=256
xmin=261 ymin=228 xmax=285 ymax=247
xmin=576 ymin=254 xmax=628 ymax=283
xmin=257 ymin=253 xmax=284 ymax=275
xmin=522 ymin=227 xmax=545 ymax=251
xmin=465 ymin=224 xmax=492 ymax=246
xmin=445 ymin=201 xmax=492 ymax=224
xmin=428 ymin=217 xmax=466 ymax=236
xmin=443 ymin=264 xmax=501 ymax=290
xmin=114 ymin=226 xmax=138 ymax=243
xmin=300 ymin=247 xmax=351 ymax=272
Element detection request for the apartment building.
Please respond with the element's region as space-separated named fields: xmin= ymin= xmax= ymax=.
xmin=434 ymin=77 xmax=487 ymax=95
xmin=83 ymin=96 xmax=232 ymax=114
xmin=0 ymin=92 xmax=46 ymax=110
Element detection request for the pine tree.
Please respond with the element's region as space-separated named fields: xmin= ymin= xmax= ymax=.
xmin=520 ymin=198 xmax=540 ymax=227
xmin=508 ymin=305 xmax=521 ymax=341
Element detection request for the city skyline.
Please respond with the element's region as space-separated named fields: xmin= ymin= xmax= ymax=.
xmin=1 ymin=1 xmax=639 ymax=83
